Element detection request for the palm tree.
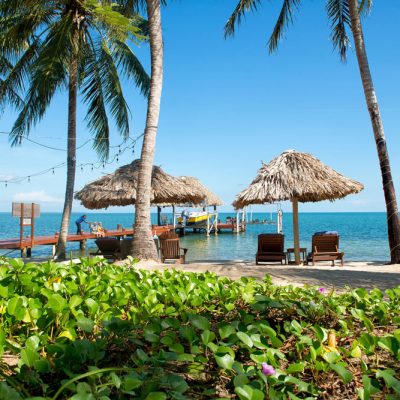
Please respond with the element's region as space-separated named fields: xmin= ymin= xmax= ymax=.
xmin=118 ymin=0 xmax=164 ymax=260
xmin=225 ymin=0 xmax=400 ymax=264
xmin=0 ymin=0 xmax=150 ymax=259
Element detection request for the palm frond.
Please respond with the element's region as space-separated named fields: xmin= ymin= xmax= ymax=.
xmin=268 ymin=0 xmax=301 ymax=53
xmin=111 ymin=39 xmax=150 ymax=96
xmin=81 ymin=38 xmax=110 ymax=161
xmin=0 ymin=38 xmax=41 ymax=112
xmin=326 ymin=0 xmax=350 ymax=62
xmin=359 ymin=0 xmax=372 ymax=15
xmin=98 ymin=38 xmax=130 ymax=141
xmin=224 ymin=0 xmax=261 ymax=38
xmin=9 ymin=16 xmax=73 ymax=145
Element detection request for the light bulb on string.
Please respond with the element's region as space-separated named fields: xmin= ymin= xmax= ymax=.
xmin=28 ymin=176 xmax=31 ymax=182
xmin=91 ymin=164 xmax=94 ymax=170
xmin=81 ymin=165 xmax=83 ymax=171
xmin=52 ymin=168 xmax=55 ymax=175
xmin=5 ymin=181 xmax=7 ymax=188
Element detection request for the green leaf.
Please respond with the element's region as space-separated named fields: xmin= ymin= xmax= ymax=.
xmin=329 ymin=363 xmax=353 ymax=384
xmin=323 ymin=351 xmax=341 ymax=363
xmin=215 ymin=353 xmax=235 ymax=370
xmin=145 ymin=392 xmax=167 ymax=400
xmin=20 ymin=347 xmax=39 ymax=368
xmin=189 ymin=314 xmax=210 ymax=331
xmin=76 ymin=316 xmax=94 ymax=332
xmin=69 ymin=295 xmax=83 ymax=308
xmin=376 ymin=370 xmax=400 ymax=394
xmin=219 ymin=324 xmax=236 ymax=339
xmin=201 ymin=330 xmax=215 ymax=345
xmin=47 ymin=294 xmax=67 ymax=313
xmin=235 ymin=385 xmax=264 ymax=400
xmin=237 ymin=332 xmax=253 ymax=348
xmin=286 ymin=362 xmax=306 ymax=374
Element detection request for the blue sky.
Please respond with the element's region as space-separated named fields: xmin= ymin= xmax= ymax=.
xmin=1 ymin=1 xmax=399 ymax=213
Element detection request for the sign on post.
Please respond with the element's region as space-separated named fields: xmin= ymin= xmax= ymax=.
xmin=12 ymin=203 xmax=40 ymax=251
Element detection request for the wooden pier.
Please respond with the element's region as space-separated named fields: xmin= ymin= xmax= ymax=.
xmin=0 ymin=225 xmax=172 ymax=257
xmin=175 ymin=221 xmax=246 ymax=236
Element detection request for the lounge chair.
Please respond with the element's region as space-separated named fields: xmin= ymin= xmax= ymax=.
xmin=159 ymin=238 xmax=188 ymax=264
xmin=256 ymin=234 xmax=287 ymax=265
xmin=307 ymin=233 xmax=344 ymax=266
xmin=158 ymin=231 xmax=179 ymax=240
xmin=90 ymin=238 xmax=121 ymax=260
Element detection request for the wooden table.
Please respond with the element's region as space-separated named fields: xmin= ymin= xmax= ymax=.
xmin=286 ymin=247 xmax=307 ymax=264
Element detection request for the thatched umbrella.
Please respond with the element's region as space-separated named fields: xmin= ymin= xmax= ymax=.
xmin=177 ymin=177 xmax=223 ymax=208
xmin=75 ymin=160 xmax=205 ymax=211
xmin=233 ymin=150 xmax=364 ymax=264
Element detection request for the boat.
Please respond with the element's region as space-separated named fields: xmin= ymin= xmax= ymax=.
xmin=178 ymin=211 xmax=210 ymax=226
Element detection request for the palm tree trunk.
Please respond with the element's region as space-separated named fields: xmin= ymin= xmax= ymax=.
xmin=55 ymin=59 xmax=78 ymax=259
xmin=131 ymin=0 xmax=163 ymax=259
xmin=348 ymin=0 xmax=400 ymax=264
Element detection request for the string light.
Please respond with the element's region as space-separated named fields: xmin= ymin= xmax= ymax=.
xmin=0 ymin=133 xmax=144 ymax=186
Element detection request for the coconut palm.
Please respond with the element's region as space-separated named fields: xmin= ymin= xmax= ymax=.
xmin=0 ymin=0 xmax=150 ymax=259
xmin=118 ymin=0 xmax=164 ymax=259
xmin=225 ymin=0 xmax=400 ymax=264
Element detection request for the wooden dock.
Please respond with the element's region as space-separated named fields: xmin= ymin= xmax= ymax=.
xmin=175 ymin=221 xmax=246 ymax=236
xmin=0 ymin=225 xmax=172 ymax=257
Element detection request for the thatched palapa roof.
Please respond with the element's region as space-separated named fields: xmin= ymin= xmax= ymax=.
xmin=75 ymin=160 xmax=205 ymax=209
xmin=233 ymin=150 xmax=364 ymax=209
xmin=178 ymin=177 xmax=223 ymax=207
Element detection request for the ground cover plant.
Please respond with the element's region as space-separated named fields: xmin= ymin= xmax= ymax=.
xmin=0 ymin=257 xmax=399 ymax=399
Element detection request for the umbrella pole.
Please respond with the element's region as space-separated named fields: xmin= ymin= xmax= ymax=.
xmin=292 ymin=197 xmax=300 ymax=265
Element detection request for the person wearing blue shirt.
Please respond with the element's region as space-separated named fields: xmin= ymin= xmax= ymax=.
xmin=75 ymin=215 xmax=88 ymax=235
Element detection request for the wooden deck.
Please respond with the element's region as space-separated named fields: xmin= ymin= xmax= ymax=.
xmin=0 ymin=225 xmax=173 ymax=257
xmin=175 ymin=221 xmax=246 ymax=235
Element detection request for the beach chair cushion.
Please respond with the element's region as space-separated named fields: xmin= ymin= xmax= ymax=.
xmin=256 ymin=234 xmax=286 ymax=264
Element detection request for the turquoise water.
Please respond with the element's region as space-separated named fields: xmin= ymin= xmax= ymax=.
xmin=0 ymin=212 xmax=390 ymax=261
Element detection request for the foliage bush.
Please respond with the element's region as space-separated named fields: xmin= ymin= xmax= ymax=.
xmin=0 ymin=257 xmax=399 ymax=399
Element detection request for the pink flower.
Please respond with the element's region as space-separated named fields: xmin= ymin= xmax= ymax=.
xmin=318 ymin=287 xmax=326 ymax=294
xmin=261 ymin=363 xmax=276 ymax=376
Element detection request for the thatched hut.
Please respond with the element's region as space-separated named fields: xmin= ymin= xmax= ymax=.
xmin=177 ymin=177 xmax=223 ymax=208
xmin=233 ymin=150 xmax=364 ymax=264
xmin=75 ymin=160 xmax=205 ymax=210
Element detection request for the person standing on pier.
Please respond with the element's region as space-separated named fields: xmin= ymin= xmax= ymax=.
xmin=75 ymin=215 xmax=88 ymax=235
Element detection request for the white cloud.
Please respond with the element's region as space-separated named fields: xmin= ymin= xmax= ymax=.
xmin=13 ymin=190 xmax=63 ymax=203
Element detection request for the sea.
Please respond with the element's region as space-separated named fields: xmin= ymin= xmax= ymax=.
xmin=0 ymin=212 xmax=390 ymax=262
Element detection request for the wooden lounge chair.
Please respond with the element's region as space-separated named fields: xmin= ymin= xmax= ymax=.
xmin=159 ymin=238 xmax=187 ymax=264
xmin=158 ymin=231 xmax=179 ymax=240
xmin=256 ymin=234 xmax=286 ymax=265
xmin=90 ymin=238 xmax=122 ymax=260
xmin=307 ymin=233 xmax=344 ymax=266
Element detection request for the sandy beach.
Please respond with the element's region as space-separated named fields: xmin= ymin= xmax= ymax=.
xmin=131 ymin=259 xmax=400 ymax=292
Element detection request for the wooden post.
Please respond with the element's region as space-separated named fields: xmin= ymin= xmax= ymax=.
xmin=157 ymin=206 xmax=161 ymax=226
xmin=291 ymin=197 xmax=300 ymax=265
xmin=236 ymin=211 xmax=239 ymax=233
xmin=80 ymin=239 xmax=86 ymax=250
xmin=20 ymin=203 xmax=24 ymax=250
xmin=31 ymin=203 xmax=35 ymax=249
xmin=172 ymin=205 xmax=176 ymax=228
xmin=215 ymin=210 xmax=218 ymax=235
xmin=206 ymin=213 xmax=210 ymax=236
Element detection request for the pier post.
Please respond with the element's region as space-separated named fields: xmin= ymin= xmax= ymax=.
xmin=21 ymin=248 xmax=27 ymax=257
xmin=27 ymin=248 xmax=32 ymax=257
xmin=80 ymin=240 xmax=86 ymax=250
